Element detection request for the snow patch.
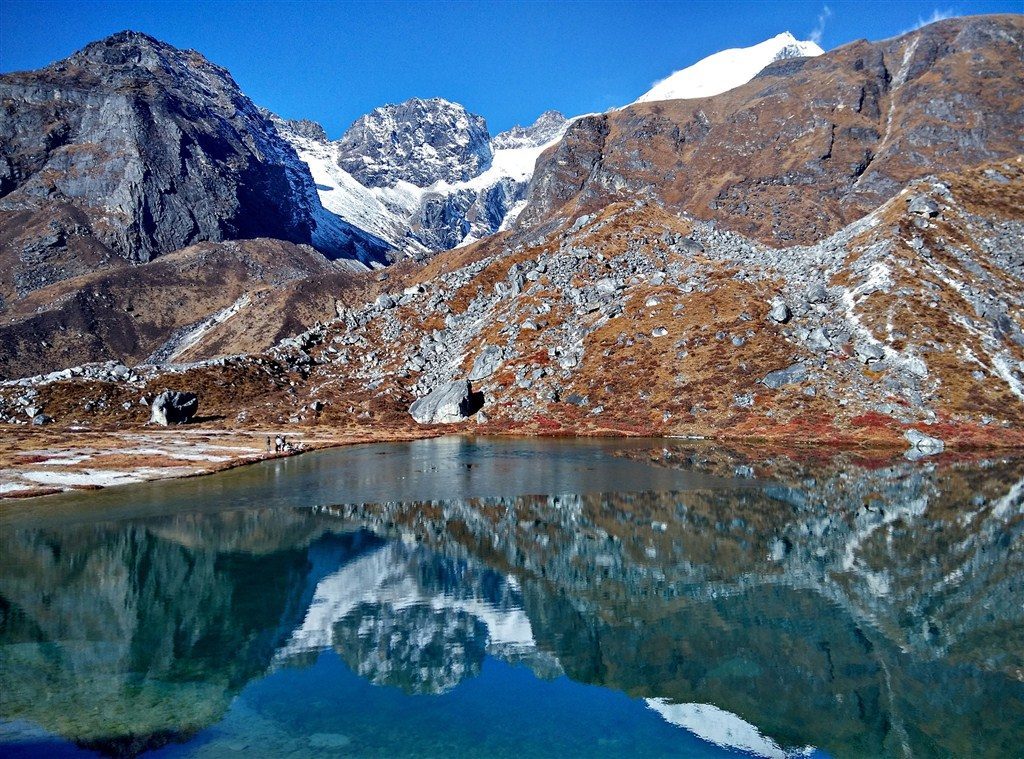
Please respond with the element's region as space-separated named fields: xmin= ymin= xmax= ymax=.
xmin=634 ymin=33 xmax=823 ymax=104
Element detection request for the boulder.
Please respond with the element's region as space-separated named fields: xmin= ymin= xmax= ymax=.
xmin=409 ymin=380 xmax=482 ymax=424
xmin=806 ymin=284 xmax=830 ymax=304
xmin=855 ymin=341 xmax=886 ymax=364
xmin=761 ymin=363 xmax=808 ymax=389
xmin=904 ymin=428 xmax=944 ymax=453
xmin=468 ymin=346 xmax=503 ymax=381
xmin=149 ymin=390 xmax=199 ymax=426
xmin=768 ymin=300 xmax=791 ymax=323
xmin=31 ymin=413 xmax=53 ymax=426
xmin=907 ymin=196 xmax=940 ymax=217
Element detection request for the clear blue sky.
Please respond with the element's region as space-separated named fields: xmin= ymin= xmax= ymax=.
xmin=1 ymin=1 xmax=1020 ymax=137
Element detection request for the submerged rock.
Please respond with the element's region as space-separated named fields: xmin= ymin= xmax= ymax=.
xmin=149 ymin=390 xmax=199 ymax=426
xmin=409 ymin=380 xmax=482 ymax=424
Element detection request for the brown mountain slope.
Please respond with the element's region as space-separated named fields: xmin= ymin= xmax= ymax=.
xmin=0 ymin=239 xmax=369 ymax=379
xmin=7 ymin=159 xmax=1021 ymax=448
xmin=519 ymin=15 xmax=1024 ymax=246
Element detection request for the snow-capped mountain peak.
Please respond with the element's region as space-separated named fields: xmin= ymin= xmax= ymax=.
xmin=271 ymin=104 xmax=570 ymax=259
xmin=634 ymin=32 xmax=824 ymax=104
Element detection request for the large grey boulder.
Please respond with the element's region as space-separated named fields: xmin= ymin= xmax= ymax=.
xmin=409 ymin=380 xmax=481 ymax=424
xmin=768 ymin=300 xmax=791 ymax=323
xmin=904 ymin=428 xmax=944 ymax=453
xmin=149 ymin=390 xmax=199 ymax=426
xmin=761 ymin=363 xmax=808 ymax=389
xmin=907 ymin=196 xmax=940 ymax=217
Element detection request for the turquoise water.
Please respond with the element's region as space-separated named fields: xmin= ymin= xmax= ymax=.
xmin=1 ymin=437 xmax=1022 ymax=757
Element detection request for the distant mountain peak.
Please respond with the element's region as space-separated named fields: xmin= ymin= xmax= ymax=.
xmin=336 ymin=97 xmax=493 ymax=188
xmin=492 ymin=110 xmax=568 ymax=150
xmin=634 ymin=32 xmax=824 ymax=104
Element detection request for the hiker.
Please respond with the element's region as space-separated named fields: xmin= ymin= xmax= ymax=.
xmin=275 ymin=435 xmax=284 ymax=453
xmin=265 ymin=436 xmax=271 ymax=453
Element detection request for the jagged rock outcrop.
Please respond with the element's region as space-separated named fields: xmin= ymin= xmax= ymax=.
xmin=491 ymin=110 xmax=568 ymax=150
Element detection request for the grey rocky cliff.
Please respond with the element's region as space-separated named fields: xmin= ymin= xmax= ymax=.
xmin=336 ymin=97 xmax=493 ymax=188
xmin=0 ymin=30 xmax=387 ymax=280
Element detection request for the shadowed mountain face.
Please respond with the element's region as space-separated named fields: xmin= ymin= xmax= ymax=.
xmin=0 ymin=31 xmax=386 ymax=297
xmin=519 ymin=15 xmax=1024 ymax=245
xmin=1 ymin=447 xmax=1021 ymax=757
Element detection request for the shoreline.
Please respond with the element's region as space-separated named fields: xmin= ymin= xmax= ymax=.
xmin=3 ymin=421 xmax=1024 ymax=502
xmin=0 ymin=425 xmax=443 ymax=501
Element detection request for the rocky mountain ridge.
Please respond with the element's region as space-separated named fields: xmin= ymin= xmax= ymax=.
xmin=518 ymin=15 xmax=1024 ymax=244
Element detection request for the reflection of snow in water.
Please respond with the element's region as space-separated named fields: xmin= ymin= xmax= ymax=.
xmin=276 ymin=542 xmax=537 ymax=662
xmin=645 ymin=699 xmax=814 ymax=758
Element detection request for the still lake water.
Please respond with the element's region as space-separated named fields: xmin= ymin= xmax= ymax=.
xmin=1 ymin=436 xmax=1022 ymax=758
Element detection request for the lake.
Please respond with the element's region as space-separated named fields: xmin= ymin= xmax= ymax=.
xmin=1 ymin=436 xmax=1022 ymax=758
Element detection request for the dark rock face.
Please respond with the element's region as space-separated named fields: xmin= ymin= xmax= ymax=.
xmin=0 ymin=31 xmax=375 ymax=281
xmin=516 ymin=114 xmax=610 ymax=231
xmin=336 ymin=98 xmax=493 ymax=188
xmin=149 ymin=389 xmax=198 ymax=425
xmin=413 ymin=190 xmax=475 ymax=250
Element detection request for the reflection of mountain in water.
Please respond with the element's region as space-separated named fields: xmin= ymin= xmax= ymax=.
xmin=1 ymin=451 xmax=1022 ymax=757
xmin=0 ymin=511 xmax=368 ymax=754
xmin=319 ymin=453 xmax=1024 ymax=757
xmin=277 ymin=539 xmax=561 ymax=693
